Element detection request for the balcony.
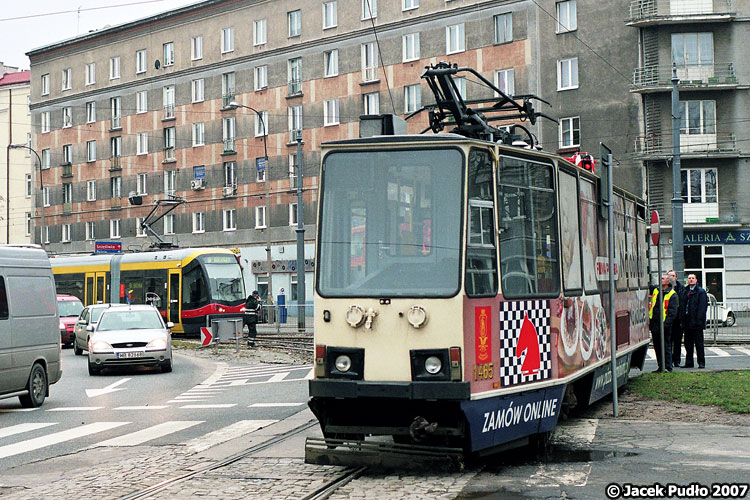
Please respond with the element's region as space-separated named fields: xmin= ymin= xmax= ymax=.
xmin=223 ymin=138 xmax=235 ymax=154
xmin=222 ymin=91 xmax=235 ymax=108
xmin=109 ymin=156 xmax=122 ymax=171
xmin=164 ymin=147 xmax=175 ymax=161
xmin=646 ymin=200 xmax=739 ymax=227
xmin=163 ymin=104 xmax=175 ymax=120
xmin=61 ymin=164 xmax=73 ymax=178
xmin=634 ymin=132 xmax=738 ymax=158
xmin=111 ymin=116 xmax=121 ymax=130
xmin=631 ymin=63 xmax=738 ymax=93
xmin=627 ymin=0 xmax=735 ymax=26
xmin=288 ymin=79 xmax=302 ymax=96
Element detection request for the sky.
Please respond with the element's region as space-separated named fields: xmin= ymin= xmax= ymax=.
xmin=0 ymin=0 xmax=199 ymax=70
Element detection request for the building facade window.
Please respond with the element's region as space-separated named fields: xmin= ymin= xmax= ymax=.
xmin=110 ymin=57 xmax=120 ymax=80
xmin=111 ymin=177 xmax=121 ymax=198
xmin=404 ymin=84 xmax=421 ymax=113
xmin=403 ymin=0 xmax=419 ymax=10
xmin=62 ymin=107 xmax=72 ymax=128
xmin=62 ymin=144 xmax=72 ymax=164
xmin=455 ymin=77 xmax=466 ymax=99
xmin=288 ymin=57 xmax=302 ymax=95
xmin=137 ymin=173 xmax=148 ymax=195
xmin=136 ymin=91 xmax=148 ymax=113
xmin=87 ymin=180 xmax=96 ymax=201
xmin=324 ymin=50 xmax=338 ymax=77
xmin=86 ymin=101 xmax=96 ymax=123
xmin=85 ymin=63 xmax=96 ymax=85
xmin=362 ymin=42 xmax=378 ymax=81
xmin=255 ymin=111 xmax=269 ymax=137
xmin=62 ymin=68 xmax=71 ymax=90
xmin=193 ymin=123 xmax=205 ymax=146
xmin=41 ymin=74 xmax=49 ymax=95
xmin=111 ymin=136 xmax=122 ymax=158
xmin=164 ymin=214 xmax=175 ymax=235
xmin=363 ymin=92 xmax=379 ymax=114
xmin=62 ymin=224 xmax=71 ymax=243
xmin=324 ymin=99 xmax=339 ymax=125
xmin=560 ymin=116 xmax=581 ymax=147
xmin=288 ymin=10 xmax=301 ymax=37
xmin=403 ymin=33 xmax=420 ymax=62
xmin=221 ymin=27 xmax=234 ymax=53
xmin=137 ymin=132 xmax=148 ymax=155
xmin=254 ymin=19 xmax=267 ymax=45
xmin=25 ymin=213 xmax=32 ymax=236
xmin=163 ymin=85 xmax=175 ymax=119
xmin=494 ymin=13 xmax=512 ymax=43
xmin=42 ymin=149 xmax=50 ymax=169
xmin=25 ymin=174 xmax=32 ymax=197
xmin=164 ymin=127 xmax=176 ymax=160
xmin=110 ymin=219 xmax=121 ymax=239
xmin=323 ymin=1 xmax=337 ymax=28
xmin=558 ymin=57 xmax=579 ymax=90
xmin=680 ymin=100 xmax=715 ymax=135
xmin=223 ymin=209 xmax=237 ymax=231
xmin=164 ymin=170 xmax=176 ymax=197
xmin=446 ymin=23 xmax=465 ymax=54
xmin=136 ymin=49 xmax=147 ymax=74
xmin=681 ymin=168 xmax=717 ymax=204
xmin=87 ymin=141 xmax=97 ymax=162
xmin=111 ymin=97 xmax=121 ymax=129
xmin=556 ymin=0 xmax=577 ymax=32
xmin=685 ymin=245 xmax=725 ymax=301
xmin=289 ymin=153 xmax=298 ymax=188
xmin=254 ymin=66 xmax=268 ymax=90
xmin=495 ymin=69 xmax=515 ymax=95
xmin=289 ymin=202 xmax=298 ymax=225
xmin=163 ymin=42 xmax=175 ymax=66
xmin=62 ymin=183 xmax=72 ymax=204
xmin=41 ymin=112 xmax=50 ymax=133
xmin=222 ymin=117 xmax=235 ymax=152
xmin=224 ymin=161 xmax=236 ymax=188
xmin=86 ymin=221 xmax=95 ymax=240
xmin=288 ymin=105 xmax=302 ymax=142
xmin=222 ymin=72 xmax=235 ymax=106
xmin=255 ymin=206 xmax=266 ymax=229
xmin=136 ymin=217 xmax=146 ymax=237
xmin=191 ymin=36 xmax=203 ymax=60
xmin=193 ymin=212 xmax=205 ymax=233
xmin=43 ymin=187 xmax=50 ymax=207
xmin=192 ymin=79 xmax=204 ymax=102
xmin=362 ymin=0 xmax=377 ymax=19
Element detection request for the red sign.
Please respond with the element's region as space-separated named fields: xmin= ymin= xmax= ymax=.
xmin=474 ymin=306 xmax=492 ymax=364
xmin=200 ymin=327 xmax=213 ymax=346
xmin=515 ymin=314 xmax=541 ymax=376
xmin=650 ymin=210 xmax=660 ymax=246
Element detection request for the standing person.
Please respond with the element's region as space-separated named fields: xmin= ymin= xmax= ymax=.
xmin=682 ymin=274 xmax=708 ymax=369
xmin=667 ymin=270 xmax=687 ymax=367
xmin=244 ymin=290 xmax=261 ymax=347
xmin=649 ymin=275 xmax=678 ymax=372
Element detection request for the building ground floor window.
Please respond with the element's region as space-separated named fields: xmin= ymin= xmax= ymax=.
xmin=685 ymin=244 xmax=725 ymax=302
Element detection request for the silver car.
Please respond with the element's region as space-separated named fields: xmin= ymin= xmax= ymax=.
xmin=87 ymin=305 xmax=173 ymax=375
xmin=73 ymin=304 xmax=129 ymax=355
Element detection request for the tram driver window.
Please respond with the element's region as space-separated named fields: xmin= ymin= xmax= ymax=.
xmin=465 ymin=149 xmax=498 ymax=297
xmin=497 ymin=156 xmax=560 ymax=297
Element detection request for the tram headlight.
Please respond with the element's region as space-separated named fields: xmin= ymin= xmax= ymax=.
xmin=425 ymin=356 xmax=442 ymax=375
xmin=345 ymin=305 xmax=366 ymax=328
xmin=335 ymin=355 xmax=352 ymax=372
xmin=407 ymin=305 xmax=427 ymax=329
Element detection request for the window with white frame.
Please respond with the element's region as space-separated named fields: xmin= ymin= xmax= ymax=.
xmin=556 ymin=0 xmax=577 ymax=33
xmin=362 ymin=42 xmax=378 ymax=81
xmin=62 ymin=144 xmax=72 ymax=164
xmin=446 ymin=23 xmax=465 ymax=54
xmin=111 ymin=97 xmax=121 ymax=128
xmin=41 ymin=112 xmax=50 ymax=133
xmin=221 ymin=27 xmax=234 ymax=53
xmin=164 ymin=128 xmax=176 ymax=160
xmin=43 ymin=186 xmax=50 ymax=207
xmin=558 ymin=57 xmax=579 ymax=90
xmin=680 ymin=100 xmax=715 ymax=135
xmin=41 ymin=74 xmax=49 ymax=95
xmin=324 ymin=99 xmax=339 ymax=126
xmin=136 ymin=91 xmax=148 ymax=113
xmin=62 ymin=224 xmax=71 ymax=242
xmin=87 ymin=141 xmax=97 ymax=162
xmin=289 ymin=202 xmax=298 ymax=225
xmin=363 ymin=92 xmax=379 ymax=114
xmin=111 ymin=136 xmax=122 ymax=158
xmin=494 ymin=13 xmax=512 ymax=43
xmin=288 ymin=105 xmax=302 ymax=141
xmin=42 ymin=149 xmax=50 ymax=169
xmin=25 ymin=174 xmax=32 ymax=197
xmin=255 ymin=111 xmax=268 ymax=137
xmin=191 ymin=36 xmax=203 ymax=60
xmin=136 ymin=217 xmax=146 ymax=237
xmin=254 ymin=65 xmax=268 ymax=90
xmin=25 ymin=213 xmax=31 ymax=236
xmin=681 ymin=168 xmax=717 ymax=204
xmin=136 ymin=49 xmax=147 ymax=74
xmin=404 ymin=84 xmax=421 ymax=113
xmin=111 ymin=177 xmax=121 ymax=198
xmin=254 ymin=19 xmax=267 ymax=45
xmin=86 ymin=221 xmax=95 ymax=240
xmin=163 ymin=85 xmax=175 ymax=118
xmin=256 ymin=157 xmax=266 ymax=182
xmin=193 ymin=123 xmax=205 ymax=146
xmin=193 ymin=212 xmax=205 ymax=233
xmin=288 ymin=10 xmax=301 ymax=37
xmin=455 ymin=77 xmax=466 ymax=99
xmin=62 ymin=68 xmax=71 ymax=90
xmin=560 ymin=116 xmax=580 ymax=147
xmin=224 ymin=161 xmax=236 ymax=187
xmin=62 ymin=107 xmax=72 ymax=128
xmin=164 ymin=214 xmax=175 ymax=235
xmin=222 ymin=72 xmax=235 ymax=102
xmin=137 ymin=173 xmax=148 ymax=195
xmin=324 ymin=50 xmax=338 ymax=77
xmin=86 ymin=101 xmax=96 ymax=123
xmin=289 ymin=153 xmax=297 ymax=188
xmin=62 ymin=183 xmax=72 ymax=204
xmin=163 ymin=42 xmax=175 ymax=66
xmin=494 ymin=69 xmax=515 ymax=95
xmin=26 ymin=133 xmax=31 ymax=155
xmin=223 ymin=209 xmax=237 ymax=231
xmin=110 ymin=57 xmax=120 ymax=80
xmin=362 ymin=0 xmax=377 ymax=19
xmin=403 ymin=33 xmax=420 ymax=62
xmin=164 ymin=170 xmax=176 ymax=197
xmin=87 ymin=180 xmax=96 ymax=201
xmin=288 ymin=57 xmax=302 ymax=94
xmin=255 ymin=206 xmax=266 ymax=229
xmin=323 ymin=1 xmax=337 ymax=28
xmin=222 ymin=117 xmax=235 ymax=151
xmin=110 ymin=219 xmax=121 ymax=238
xmin=192 ymin=79 xmax=204 ymax=102
xmin=137 ymin=132 xmax=148 ymax=155
xmin=403 ymin=0 xmax=419 ymax=10
xmin=44 ymin=226 xmax=49 ymax=244
xmin=85 ymin=63 xmax=96 ymax=85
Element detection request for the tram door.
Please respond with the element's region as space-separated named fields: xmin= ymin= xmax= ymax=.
xmin=85 ymin=274 xmax=94 ymax=305
xmin=168 ymin=270 xmax=181 ymax=327
xmin=84 ymin=272 xmax=107 ymax=305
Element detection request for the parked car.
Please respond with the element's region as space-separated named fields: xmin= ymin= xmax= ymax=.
xmin=0 ymin=245 xmax=62 ymax=408
xmin=73 ymin=303 xmax=128 ymax=355
xmin=706 ymin=303 xmax=736 ymax=327
xmin=57 ymin=294 xmax=84 ymax=347
xmin=87 ymin=305 xmax=173 ymax=375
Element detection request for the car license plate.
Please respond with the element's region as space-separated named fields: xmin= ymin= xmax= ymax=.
xmin=117 ymin=351 xmax=144 ymax=359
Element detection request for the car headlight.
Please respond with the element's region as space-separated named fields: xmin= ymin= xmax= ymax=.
xmin=425 ymin=356 xmax=442 ymax=375
xmin=147 ymin=338 xmax=168 ymax=349
xmin=334 ymin=355 xmax=352 ymax=372
xmin=59 ymin=322 xmax=65 ymax=330
xmin=89 ymin=340 xmax=112 ymax=353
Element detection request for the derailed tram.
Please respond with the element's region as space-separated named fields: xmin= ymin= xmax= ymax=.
xmin=306 ymin=63 xmax=650 ymax=465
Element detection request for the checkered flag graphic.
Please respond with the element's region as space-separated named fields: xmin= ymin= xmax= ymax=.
xmin=499 ymin=300 xmax=552 ymax=387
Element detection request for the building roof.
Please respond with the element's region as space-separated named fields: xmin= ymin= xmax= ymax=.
xmin=0 ymin=70 xmax=30 ymax=87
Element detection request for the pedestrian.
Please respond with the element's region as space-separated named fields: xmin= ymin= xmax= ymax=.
xmin=244 ymin=290 xmax=261 ymax=347
xmin=682 ymin=274 xmax=708 ymax=369
xmin=667 ymin=270 xmax=687 ymax=367
xmin=649 ymin=274 xmax=678 ymax=372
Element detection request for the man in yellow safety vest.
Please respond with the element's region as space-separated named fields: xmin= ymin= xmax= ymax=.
xmin=648 ymin=274 xmax=679 ymax=372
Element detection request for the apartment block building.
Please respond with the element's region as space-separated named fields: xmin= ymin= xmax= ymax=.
xmin=27 ymin=0 xmax=640 ymax=299
xmin=629 ymin=0 xmax=750 ymax=302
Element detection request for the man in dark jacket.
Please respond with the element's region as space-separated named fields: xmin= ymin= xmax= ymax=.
xmin=668 ymin=270 xmax=687 ymax=367
xmin=649 ymin=274 xmax=679 ymax=372
xmin=682 ymin=274 xmax=708 ymax=369
xmin=244 ymin=290 xmax=261 ymax=347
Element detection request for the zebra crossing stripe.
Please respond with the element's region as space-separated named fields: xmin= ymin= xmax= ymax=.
xmin=707 ymin=347 xmax=730 ymax=357
xmin=179 ymin=404 xmax=237 ymax=409
xmin=47 ymin=407 xmax=104 ymax=412
xmin=249 ymin=403 xmax=305 ymax=408
xmin=92 ymin=421 xmax=203 ymax=447
xmin=735 ymin=347 xmax=750 ymax=356
xmin=114 ymin=406 xmax=170 ymax=410
xmin=0 ymin=423 xmax=57 ymax=439
xmin=0 ymin=422 xmax=129 ymax=459
xmin=185 ymin=419 xmax=277 ymax=453
xmin=267 ymin=372 xmax=289 ymax=382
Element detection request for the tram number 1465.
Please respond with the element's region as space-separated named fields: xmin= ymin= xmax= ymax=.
xmin=474 ymin=363 xmax=494 ymax=381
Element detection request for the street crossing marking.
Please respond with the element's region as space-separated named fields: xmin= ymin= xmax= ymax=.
xmin=647 ymin=346 xmax=749 ymax=361
xmin=0 ymin=423 xmax=57 ymax=439
xmin=0 ymin=422 xmax=129 ymax=459
xmin=93 ymin=421 xmax=203 ymax=447
xmin=185 ymin=419 xmax=277 ymax=453
xmin=0 ymin=408 xmax=38 ymax=413
xmin=707 ymin=347 xmax=730 ymax=357
xmin=249 ymin=403 xmax=305 ymax=408
xmin=736 ymin=347 xmax=750 ymax=356
xmin=47 ymin=407 xmax=104 ymax=412
xmin=267 ymin=372 xmax=289 ymax=382
xmin=114 ymin=406 xmax=170 ymax=410
xmin=179 ymin=404 xmax=237 ymax=409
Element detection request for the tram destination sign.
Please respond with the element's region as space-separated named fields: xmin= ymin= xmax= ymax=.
xmin=683 ymin=230 xmax=750 ymax=245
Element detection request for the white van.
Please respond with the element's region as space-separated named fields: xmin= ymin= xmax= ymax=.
xmin=0 ymin=245 xmax=62 ymax=407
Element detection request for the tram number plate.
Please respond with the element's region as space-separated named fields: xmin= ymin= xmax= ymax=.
xmin=474 ymin=362 xmax=494 ymax=381
xmin=117 ymin=351 xmax=144 ymax=359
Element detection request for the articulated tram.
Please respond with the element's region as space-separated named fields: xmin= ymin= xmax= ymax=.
xmin=306 ymin=64 xmax=650 ymax=461
xmin=50 ymin=248 xmax=245 ymax=336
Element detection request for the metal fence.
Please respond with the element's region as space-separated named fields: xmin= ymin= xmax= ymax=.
xmin=255 ymin=304 xmax=313 ymax=334
xmin=705 ymin=296 xmax=750 ymax=343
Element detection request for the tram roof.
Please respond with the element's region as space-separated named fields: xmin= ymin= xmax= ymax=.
xmin=322 ymin=133 xmax=478 ymax=147
xmin=50 ymin=247 xmax=236 ymax=268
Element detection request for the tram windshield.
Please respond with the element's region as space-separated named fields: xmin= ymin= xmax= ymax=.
xmin=199 ymin=254 xmax=245 ymax=302
xmin=318 ymin=148 xmax=463 ymax=297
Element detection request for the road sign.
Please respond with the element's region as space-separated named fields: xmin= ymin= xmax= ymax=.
xmin=200 ymin=327 xmax=213 ymax=347
xmin=651 ymin=210 xmax=660 ymax=245
xmin=256 ymin=157 xmax=267 ymax=172
xmin=95 ymin=241 xmax=122 ymax=254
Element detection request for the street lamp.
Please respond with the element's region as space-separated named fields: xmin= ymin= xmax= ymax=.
xmin=9 ymin=144 xmax=43 ymax=249
xmin=227 ymin=101 xmax=274 ymax=316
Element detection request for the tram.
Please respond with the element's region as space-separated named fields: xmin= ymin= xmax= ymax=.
xmin=50 ymin=247 xmax=245 ymax=336
xmin=306 ymin=63 xmax=650 ymax=462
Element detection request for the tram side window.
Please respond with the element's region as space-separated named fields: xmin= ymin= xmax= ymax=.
xmin=636 ymin=204 xmax=648 ymax=288
xmin=183 ymin=264 xmax=208 ymax=309
xmin=497 ymin=156 xmax=560 ymax=297
xmin=614 ymin=195 xmax=628 ymax=291
xmin=465 ymin=149 xmax=498 ymax=297
xmin=121 ymin=271 xmax=145 ymax=304
xmin=580 ymin=178 xmax=599 ymax=293
xmin=559 ymin=170 xmax=582 ymax=293
xmin=56 ymin=275 xmax=85 ymax=301
xmin=625 ymin=200 xmax=639 ymax=290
